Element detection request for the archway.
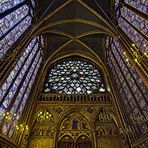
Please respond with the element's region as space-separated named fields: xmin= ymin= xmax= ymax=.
xmin=57 ymin=135 xmax=92 ymax=148
xmin=76 ymin=135 xmax=92 ymax=148
xmin=56 ymin=112 xmax=93 ymax=148
xmin=95 ymin=108 xmax=122 ymax=148
xmin=28 ymin=109 xmax=55 ymax=148
xmin=57 ymin=135 xmax=74 ymax=148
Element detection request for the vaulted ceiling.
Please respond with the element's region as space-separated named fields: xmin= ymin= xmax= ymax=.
xmin=35 ymin=0 xmax=116 ymax=68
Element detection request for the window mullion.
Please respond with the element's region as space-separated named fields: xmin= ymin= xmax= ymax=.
xmin=120 ymin=16 xmax=148 ymax=40
xmin=6 ymin=54 xmax=41 ymax=137
xmin=108 ymin=56 xmax=133 ymax=113
xmin=109 ymin=56 xmax=141 ymax=138
xmin=15 ymin=54 xmax=41 ymax=116
xmin=0 ymin=40 xmax=37 ymax=106
xmin=110 ymin=47 xmax=145 ymax=117
xmin=0 ymin=14 xmax=29 ymax=41
xmin=123 ymin=2 xmax=148 ymax=21
xmin=0 ymin=1 xmax=26 ymax=19
xmin=114 ymin=42 xmax=148 ymax=103
xmin=4 ymin=48 xmax=40 ymax=115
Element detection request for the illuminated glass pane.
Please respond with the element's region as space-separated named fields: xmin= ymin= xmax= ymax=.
xmin=7 ymin=57 xmax=42 ymax=137
xmin=0 ymin=37 xmax=37 ymax=101
xmin=108 ymin=51 xmax=137 ymax=113
xmin=0 ymin=5 xmax=29 ymax=38
xmin=107 ymin=38 xmax=148 ymax=118
xmin=0 ymin=0 xmax=25 ymax=13
xmin=124 ymin=0 xmax=148 ymax=14
xmin=0 ymin=16 xmax=32 ymax=58
xmin=113 ymin=41 xmax=148 ymax=116
xmin=0 ymin=107 xmax=5 ymax=121
xmin=107 ymin=38 xmax=147 ymax=135
xmin=118 ymin=17 xmax=148 ymax=52
xmin=44 ymin=60 xmax=106 ymax=94
xmin=1 ymin=42 xmax=39 ymax=110
xmin=115 ymin=0 xmax=120 ymax=9
xmin=1 ymin=37 xmax=43 ymax=136
xmin=31 ymin=0 xmax=35 ymax=7
xmin=121 ymin=6 xmax=148 ymax=38
xmin=16 ymin=57 xmax=42 ymax=119
xmin=2 ymin=122 xmax=10 ymax=135
xmin=11 ymin=51 xmax=42 ymax=114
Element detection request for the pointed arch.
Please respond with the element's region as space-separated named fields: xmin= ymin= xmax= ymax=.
xmin=0 ymin=36 xmax=43 ymax=138
xmin=57 ymin=108 xmax=91 ymax=130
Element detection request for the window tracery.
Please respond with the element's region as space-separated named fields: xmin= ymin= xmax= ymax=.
xmin=115 ymin=0 xmax=148 ymax=53
xmin=106 ymin=37 xmax=147 ymax=136
xmin=124 ymin=0 xmax=148 ymax=14
xmin=44 ymin=60 xmax=106 ymax=94
xmin=0 ymin=0 xmax=25 ymax=13
xmin=0 ymin=0 xmax=34 ymax=58
xmin=0 ymin=36 xmax=43 ymax=137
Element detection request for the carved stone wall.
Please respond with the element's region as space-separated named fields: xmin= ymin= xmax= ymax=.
xmin=26 ymin=101 xmax=123 ymax=148
xmin=28 ymin=110 xmax=55 ymax=148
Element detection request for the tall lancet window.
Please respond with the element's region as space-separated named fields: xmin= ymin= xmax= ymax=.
xmin=0 ymin=36 xmax=43 ymax=138
xmin=0 ymin=0 xmax=36 ymax=58
xmin=106 ymin=37 xmax=148 ymax=139
xmin=44 ymin=59 xmax=106 ymax=94
xmin=115 ymin=0 xmax=148 ymax=53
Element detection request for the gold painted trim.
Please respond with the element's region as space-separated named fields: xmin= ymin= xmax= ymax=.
xmin=76 ymin=39 xmax=108 ymax=73
xmin=41 ymin=30 xmax=113 ymax=39
xmin=36 ymin=19 xmax=114 ymax=36
xmin=77 ymin=30 xmax=114 ymax=38
xmin=32 ymin=0 xmax=73 ymax=32
xmin=77 ymin=0 xmax=117 ymax=35
xmin=42 ymin=30 xmax=73 ymax=39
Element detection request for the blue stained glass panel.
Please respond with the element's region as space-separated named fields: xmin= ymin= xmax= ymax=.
xmin=10 ymin=50 xmax=41 ymax=114
xmin=0 ymin=16 xmax=32 ymax=58
xmin=118 ymin=17 xmax=148 ymax=52
xmin=5 ymin=56 xmax=42 ymax=137
xmin=0 ymin=37 xmax=43 ymax=136
xmin=121 ymin=6 xmax=148 ymax=38
xmin=0 ymin=0 xmax=25 ymax=13
xmin=31 ymin=0 xmax=35 ymax=8
xmin=108 ymin=39 xmax=148 ymax=118
xmin=15 ymin=57 xmax=42 ymax=121
xmin=0 ymin=38 xmax=37 ymax=101
xmin=0 ymin=42 xmax=39 ymax=110
xmin=124 ymin=0 xmax=148 ymax=14
xmin=0 ymin=5 xmax=29 ymax=38
xmin=115 ymin=0 xmax=120 ymax=9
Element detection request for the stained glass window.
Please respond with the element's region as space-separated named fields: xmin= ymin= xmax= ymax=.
xmin=44 ymin=60 xmax=106 ymax=94
xmin=115 ymin=0 xmax=120 ymax=9
xmin=0 ymin=1 xmax=33 ymax=58
xmin=116 ymin=1 xmax=148 ymax=53
xmin=120 ymin=7 xmax=148 ymax=37
xmin=124 ymin=0 xmax=148 ymax=14
xmin=31 ymin=0 xmax=36 ymax=8
xmin=0 ymin=36 xmax=43 ymax=137
xmin=106 ymin=37 xmax=147 ymax=136
xmin=0 ymin=0 xmax=25 ymax=13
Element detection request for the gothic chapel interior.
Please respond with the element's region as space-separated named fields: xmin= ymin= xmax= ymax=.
xmin=0 ymin=0 xmax=148 ymax=148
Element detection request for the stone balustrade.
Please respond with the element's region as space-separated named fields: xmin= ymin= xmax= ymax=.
xmin=39 ymin=93 xmax=111 ymax=104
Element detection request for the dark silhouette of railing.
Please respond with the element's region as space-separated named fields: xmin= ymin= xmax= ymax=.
xmin=38 ymin=93 xmax=111 ymax=103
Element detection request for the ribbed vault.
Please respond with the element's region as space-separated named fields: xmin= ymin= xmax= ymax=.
xmin=34 ymin=0 xmax=115 ymax=69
